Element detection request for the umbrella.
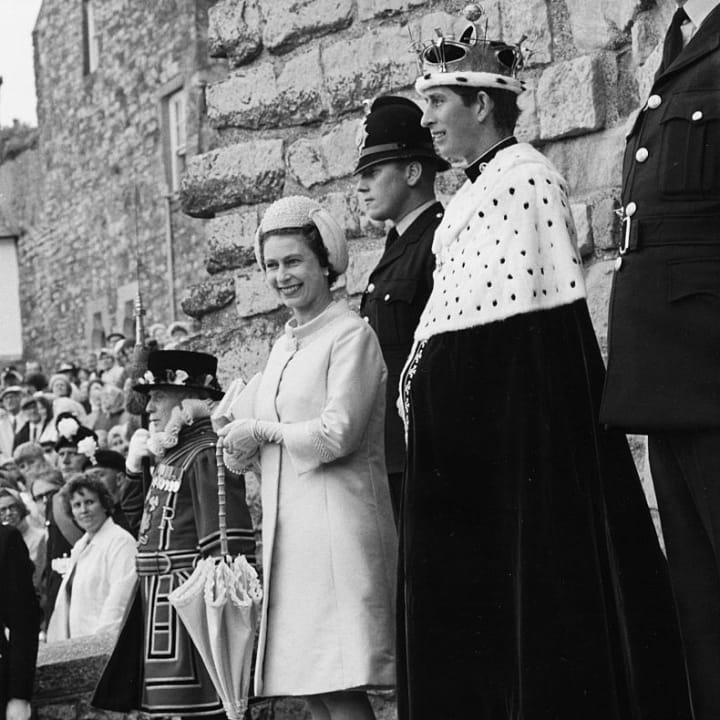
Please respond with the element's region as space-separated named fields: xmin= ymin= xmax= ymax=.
xmin=168 ymin=437 xmax=262 ymax=720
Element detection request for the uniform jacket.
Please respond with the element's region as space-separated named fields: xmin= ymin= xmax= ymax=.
xmin=601 ymin=4 xmax=720 ymax=431
xmin=360 ymin=201 xmax=443 ymax=473
xmin=47 ymin=517 xmax=136 ymax=641
xmin=0 ymin=526 xmax=41 ymax=708
xmin=234 ymin=300 xmax=397 ymax=696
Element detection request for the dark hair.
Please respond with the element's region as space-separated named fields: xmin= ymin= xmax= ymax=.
xmin=24 ymin=372 xmax=48 ymax=392
xmin=259 ymin=224 xmax=339 ymax=288
xmin=61 ymin=472 xmax=115 ymax=518
xmin=0 ymin=489 xmax=29 ymax=519
xmin=448 ymin=85 xmax=520 ymax=133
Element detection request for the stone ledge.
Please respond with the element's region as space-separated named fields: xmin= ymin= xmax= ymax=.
xmin=207 ymin=0 xmax=262 ymax=67
xmin=181 ymin=140 xmax=285 ymax=217
xmin=181 ymin=276 xmax=236 ymax=318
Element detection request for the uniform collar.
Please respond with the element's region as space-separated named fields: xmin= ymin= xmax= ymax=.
xmin=394 ymin=199 xmax=438 ymax=237
xmin=682 ymin=0 xmax=717 ymax=29
xmin=464 ymin=136 xmax=518 ymax=182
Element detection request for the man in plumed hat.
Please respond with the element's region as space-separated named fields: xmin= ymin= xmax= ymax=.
xmin=93 ymin=349 xmax=255 ymax=720
xmin=355 ymin=95 xmax=448 ymax=520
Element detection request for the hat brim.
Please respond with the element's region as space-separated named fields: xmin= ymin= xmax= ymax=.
xmin=133 ymin=381 xmax=224 ymax=401
xmin=353 ymin=148 xmax=451 ymax=175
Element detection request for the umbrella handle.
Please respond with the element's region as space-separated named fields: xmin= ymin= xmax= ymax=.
xmin=216 ymin=436 xmax=229 ymax=558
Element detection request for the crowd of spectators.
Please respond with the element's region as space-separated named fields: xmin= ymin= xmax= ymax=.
xmin=0 ymin=322 xmax=193 ymax=645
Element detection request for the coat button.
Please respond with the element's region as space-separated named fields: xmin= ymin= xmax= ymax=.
xmin=692 ymin=110 xmax=703 ymax=121
xmin=614 ymin=257 xmax=623 ymax=272
xmin=363 ymin=316 xmax=370 ymax=323
xmin=384 ymin=293 xmax=390 ymax=302
xmin=367 ymin=283 xmax=375 ymax=293
xmin=635 ymin=147 xmax=649 ymax=163
xmin=625 ymin=201 xmax=637 ymax=217
xmin=647 ymin=94 xmax=662 ymax=109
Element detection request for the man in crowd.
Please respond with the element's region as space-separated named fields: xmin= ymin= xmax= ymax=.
xmin=93 ymin=350 xmax=255 ymax=719
xmin=0 ymin=387 xmax=23 ymax=457
xmin=355 ymin=95 xmax=448 ymax=521
xmin=600 ymin=2 xmax=720 ymax=718
xmin=13 ymin=397 xmax=47 ymax=449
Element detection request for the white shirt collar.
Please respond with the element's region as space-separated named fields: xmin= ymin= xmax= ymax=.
xmin=681 ymin=0 xmax=718 ymax=29
xmin=394 ymin=199 xmax=437 ymax=237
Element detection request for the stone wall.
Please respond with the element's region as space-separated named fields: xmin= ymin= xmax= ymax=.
xmin=0 ymin=0 xmax=232 ymax=367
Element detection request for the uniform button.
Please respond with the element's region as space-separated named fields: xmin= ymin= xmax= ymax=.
xmin=367 ymin=282 xmax=375 ymax=293
xmin=635 ymin=147 xmax=649 ymax=163
xmin=614 ymin=257 xmax=623 ymax=272
xmin=363 ymin=316 xmax=370 ymax=323
xmin=384 ymin=293 xmax=390 ymax=301
xmin=692 ymin=110 xmax=703 ymax=121
xmin=647 ymin=94 xmax=661 ymax=109
xmin=625 ymin=201 xmax=637 ymax=217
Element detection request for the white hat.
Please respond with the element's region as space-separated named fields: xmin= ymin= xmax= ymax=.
xmin=254 ymin=195 xmax=349 ymax=275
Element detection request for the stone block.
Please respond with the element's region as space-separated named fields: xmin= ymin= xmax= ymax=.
xmin=571 ymin=202 xmax=594 ymax=257
xmin=320 ymin=191 xmax=363 ymax=238
xmin=537 ymin=54 xmax=613 ymax=141
xmin=37 ymin=703 xmax=77 ymax=720
xmin=636 ymin=39 xmax=663 ymax=102
xmin=345 ymin=241 xmax=384 ymax=295
xmin=261 ymin=0 xmax=354 ymax=54
xmin=502 ymin=0 xmax=552 ymax=65
xmin=564 ymin=0 xmax=626 ymax=52
xmin=543 ymin=125 xmax=626 ymax=195
xmin=206 ymin=208 xmax=260 ymax=274
xmin=358 ymin=0 xmax=426 ymax=21
xmin=322 ymin=26 xmax=417 ymax=115
xmin=583 ymin=257 xmax=615 ymax=356
xmin=181 ymin=277 xmax=236 ymax=318
xmin=208 ymin=0 xmax=262 ymax=67
xmin=287 ymin=118 xmax=361 ymax=188
xmin=590 ymin=194 xmax=621 ymax=250
xmin=207 ymin=49 xmax=325 ymax=129
xmin=235 ymin=268 xmax=283 ymax=318
xmin=631 ymin=10 xmax=663 ymax=67
xmin=180 ymin=139 xmax=285 ymax=217
xmin=516 ymin=77 xmax=539 ymax=144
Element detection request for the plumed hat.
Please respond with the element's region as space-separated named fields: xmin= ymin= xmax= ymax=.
xmin=414 ymin=3 xmax=525 ymax=96
xmin=133 ymin=350 xmax=224 ymax=401
xmin=254 ymin=195 xmax=348 ymax=275
xmin=353 ymin=96 xmax=450 ymax=174
xmin=54 ymin=412 xmax=98 ymax=453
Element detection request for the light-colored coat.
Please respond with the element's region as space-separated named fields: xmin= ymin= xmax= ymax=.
xmin=233 ymin=300 xmax=397 ymax=697
xmin=47 ymin=516 xmax=136 ymax=641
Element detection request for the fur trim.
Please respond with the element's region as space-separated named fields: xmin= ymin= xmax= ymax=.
xmin=415 ymin=71 xmax=524 ymax=95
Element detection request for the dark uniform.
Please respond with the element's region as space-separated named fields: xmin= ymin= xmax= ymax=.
xmin=354 ymin=96 xmax=448 ymax=518
xmin=600 ymin=5 xmax=720 ymax=719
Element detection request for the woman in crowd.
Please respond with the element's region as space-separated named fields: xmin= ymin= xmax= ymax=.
xmin=85 ymin=379 xmax=107 ymax=432
xmin=106 ymin=424 xmax=129 ymax=457
xmin=0 ymin=488 xmax=46 ymax=591
xmin=47 ymin=474 xmax=136 ymax=641
xmin=220 ymin=196 xmax=396 ymax=720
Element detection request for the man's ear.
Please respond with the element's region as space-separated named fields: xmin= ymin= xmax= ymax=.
xmin=475 ymin=90 xmax=494 ymax=124
xmin=405 ymin=160 xmax=424 ymax=187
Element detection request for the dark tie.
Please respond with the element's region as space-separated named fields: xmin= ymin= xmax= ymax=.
xmin=660 ymin=6 xmax=689 ymax=73
xmin=385 ymin=227 xmax=399 ymax=251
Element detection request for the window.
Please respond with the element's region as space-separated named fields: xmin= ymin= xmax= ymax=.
xmin=83 ymin=0 xmax=100 ymax=74
xmin=0 ymin=236 xmax=23 ymax=359
xmin=164 ymin=89 xmax=187 ymax=193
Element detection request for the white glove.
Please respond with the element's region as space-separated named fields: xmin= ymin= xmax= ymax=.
xmin=126 ymin=428 xmax=151 ymax=473
xmin=254 ymin=420 xmax=283 ymax=444
xmin=218 ymin=419 xmax=261 ymax=461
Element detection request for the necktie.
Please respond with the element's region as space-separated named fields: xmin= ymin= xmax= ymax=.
xmin=385 ymin=227 xmax=399 ymax=251
xmin=660 ymin=7 xmax=689 ymax=73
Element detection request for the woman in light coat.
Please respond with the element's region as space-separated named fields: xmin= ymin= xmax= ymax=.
xmin=47 ymin=473 xmax=136 ymax=641
xmin=220 ymin=196 xmax=397 ymax=720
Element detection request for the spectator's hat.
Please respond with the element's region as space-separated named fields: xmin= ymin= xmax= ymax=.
xmin=354 ymin=96 xmax=451 ymax=174
xmin=94 ymin=449 xmax=126 ymax=473
xmin=20 ymin=395 xmax=38 ymax=410
xmin=414 ymin=3 xmax=525 ymax=95
xmin=54 ymin=412 xmax=98 ymax=453
xmin=0 ymin=385 xmax=23 ymax=401
xmin=106 ymin=332 xmax=125 ymax=344
xmin=133 ymin=350 xmax=224 ymax=401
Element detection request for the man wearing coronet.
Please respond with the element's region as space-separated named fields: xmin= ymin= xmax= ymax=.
xmin=355 ymin=96 xmax=448 ymax=521
xmin=396 ymin=4 xmax=692 ymax=719
xmin=93 ymin=350 xmax=255 ymax=720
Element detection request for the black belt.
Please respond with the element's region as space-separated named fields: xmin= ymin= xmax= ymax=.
xmin=622 ymin=215 xmax=720 ymax=254
xmin=136 ymin=550 xmax=198 ymax=576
